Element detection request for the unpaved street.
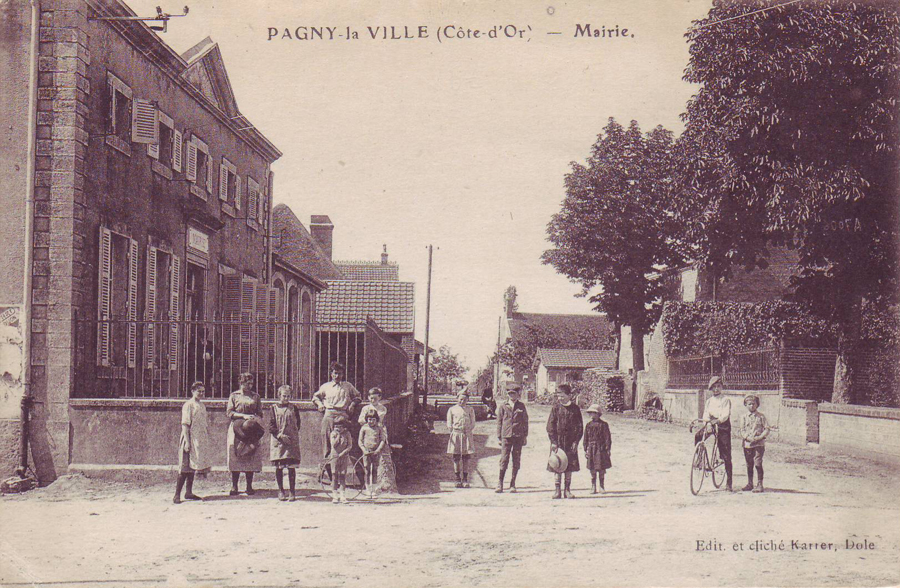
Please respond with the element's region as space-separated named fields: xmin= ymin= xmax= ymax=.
xmin=1 ymin=405 xmax=898 ymax=587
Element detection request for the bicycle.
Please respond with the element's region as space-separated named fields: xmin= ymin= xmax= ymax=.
xmin=688 ymin=419 xmax=727 ymax=495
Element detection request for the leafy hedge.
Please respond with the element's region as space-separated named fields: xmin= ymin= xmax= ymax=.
xmin=661 ymin=301 xmax=836 ymax=357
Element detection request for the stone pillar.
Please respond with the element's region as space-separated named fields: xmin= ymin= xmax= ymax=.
xmin=30 ymin=0 xmax=90 ymax=483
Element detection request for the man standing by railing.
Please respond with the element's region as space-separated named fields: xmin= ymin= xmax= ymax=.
xmin=313 ymin=362 xmax=361 ymax=475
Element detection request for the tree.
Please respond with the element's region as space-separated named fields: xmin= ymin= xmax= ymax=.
xmin=419 ymin=345 xmax=468 ymax=395
xmin=676 ymin=0 xmax=900 ymax=402
xmin=543 ymin=118 xmax=683 ymax=371
xmin=495 ymin=322 xmax=614 ymax=379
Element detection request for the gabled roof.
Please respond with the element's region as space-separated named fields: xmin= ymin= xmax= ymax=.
xmin=316 ymin=281 xmax=415 ymax=333
xmin=181 ymin=37 xmax=240 ymax=118
xmin=534 ymin=348 xmax=617 ymax=370
xmin=334 ymin=260 xmax=400 ymax=282
xmin=272 ymin=204 xmax=345 ymax=283
xmin=507 ymin=312 xmax=615 ymax=348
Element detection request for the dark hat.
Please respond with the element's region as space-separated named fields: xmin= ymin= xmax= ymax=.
xmin=233 ymin=418 xmax=265 ymax=444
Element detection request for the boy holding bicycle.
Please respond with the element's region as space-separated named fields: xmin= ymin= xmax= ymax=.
xmin=740 ymin=394 xmax=769 ymax=493
xmin=694 ymin=376 xmax=733 ymax=492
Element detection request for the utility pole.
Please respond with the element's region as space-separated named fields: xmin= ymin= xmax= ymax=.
xmin=494 ymin=316 xmax=501 ymax=399
xmin=423 ymin=245 xmax=433 ymax=406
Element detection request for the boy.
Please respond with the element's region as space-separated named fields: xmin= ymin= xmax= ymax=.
xmin=695 ymin=376 xmax=733 ymax=491
xmin=546 ymin=384 xmax=583 ymax=499
xmin=358 ymin=387 xmax=388 ymax=426
xmin=496 ymin=386 xmax=528 ymax=493
xmin=740 ymin=394 xmax=769 ymax=493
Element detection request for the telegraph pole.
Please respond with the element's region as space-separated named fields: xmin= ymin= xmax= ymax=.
xmin=422 ymin=245 xmax=433 ymax=406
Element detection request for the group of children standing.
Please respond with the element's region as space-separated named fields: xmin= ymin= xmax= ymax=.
xmin=172 ymin=375 xmax=390 ymax=505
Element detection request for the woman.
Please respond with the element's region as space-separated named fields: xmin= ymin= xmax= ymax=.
xmin=446 ymin=390 xmax=476 ymax=488
xmin=226 ymin=372 xmax=263 ymax=495
xmin=547 ymin=384 xmax=584 ymax=499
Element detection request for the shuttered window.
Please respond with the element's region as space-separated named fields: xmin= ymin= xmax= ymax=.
xmin=107 ymin=72 xmax=133 ymax=142
xmin=144 ymin=246 xmax=158 ymax=368
xmin=188 ymin=136 xmax=211 ymax=197
xmin=131 ymin=98 xmax=159 ymax=144
xmin=97 ymin=228 xmax=113 ymax=367
xmin=148 ymin=111 xmax=174 ymax=165
xmin=172 ymin=129 xmax=183 ymax=172
xmin=247 ymin=177 xmax=259 ymax=225
xmin=185 ymin=142 xmax=198 ymax=182
xmin=127 ymin=238 xmax=139 ymax=368
xmin=169 ymin=256 xmax=181 ymax=371
xmin=219 ymin=158 xmax=238 ymax=207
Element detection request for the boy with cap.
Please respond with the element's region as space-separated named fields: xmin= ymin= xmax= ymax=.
xmin=495 ymin=386 xmax=528 ymax=493
xmin=740 ymin=394 xmax=769 ymax=492
xmin=694 ymin=376 xmax=733 ymax=491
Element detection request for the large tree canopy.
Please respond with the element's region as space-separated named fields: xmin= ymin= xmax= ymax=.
xmin=676 ymin=0 xmax=900 ymax=401
xmin=543 ymin=118 xmax=683 ymax=370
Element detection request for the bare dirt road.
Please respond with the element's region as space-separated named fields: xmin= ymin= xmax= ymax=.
xmin=1 ymin=405 xmax=898 ymax=588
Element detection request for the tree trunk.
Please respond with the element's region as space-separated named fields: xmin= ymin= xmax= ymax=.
xmin=613 ymin=322 xmax=622 ymax=372
xmin=831 ymin=295 xmax=863 ymax=404
xmin=631 ymin=325 xmax=646 ymax=373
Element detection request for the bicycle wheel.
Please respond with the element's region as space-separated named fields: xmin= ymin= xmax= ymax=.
xmin=690 ymin=443 xmax=707 ymax=496
xmin=710 ymin=443 xmax=726 ymax=489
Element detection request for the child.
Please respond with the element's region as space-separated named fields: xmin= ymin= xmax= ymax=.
xmin=358 ymin=387 xmax=388 ymax=427
xmin=327 ymin=415 xmax=353 ymax=504
xmin=358 ymin=409 xmax=388 ymax=498
xmin=740 ymin=394 xmax=769 ymax=493
xmin=496 ymin=386 xmax=528 ymax=493
xmin=446 ymin=391 xmax=476 ymax=488
xmin=583 ymin=404 xmax=612 ymax=494
xmin=269 ymin=385 xmax=302 ymax=502
xmin=546 ymin=384 xmax=583 ymax=499
xmin=174 ymin=381 xmax=211 ymax=504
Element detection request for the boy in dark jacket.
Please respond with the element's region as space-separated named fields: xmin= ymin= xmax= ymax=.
xmin=495 ymin=386 xmax=529 ymax=493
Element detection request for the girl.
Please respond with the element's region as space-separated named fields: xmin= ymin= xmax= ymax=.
xmin=226 ymin=373 xmax=263 ymax=496
xmin=446 ymin=391 xmax=476 ymax=488
xmin=358 ymin=409 xmax=388 ymax=498
xmin=358 ymin=387 xmax=388 ymax=426
xmin=327 ymin=416 xmax=353 ymax=504
xmin=547 ymin=384 xmax=583 ymax=499
xmin=583 ymin=404 xmax=612 ymax=494
xmin=269 ymin=385 xmax=302 ymax=502
xmin=174 ymin=381 xmax=211 ymax=504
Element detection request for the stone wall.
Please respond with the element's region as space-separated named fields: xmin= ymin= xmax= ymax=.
xmin=818 ymin=403 xmax=900 ymax=463
xmin=69 ymin=392 xmax=415 ymax=471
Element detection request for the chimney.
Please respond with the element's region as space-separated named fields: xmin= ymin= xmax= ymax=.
xmin=310 ymin=215 xmax=334 ymax=260
xmin=381 ymin=244 xmax=389 ymax=265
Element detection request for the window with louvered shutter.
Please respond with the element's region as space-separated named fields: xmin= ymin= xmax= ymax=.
xmin=144 ymin=246 xmax=158 ymax=368
xmin=186 ymin=143 xmax=197 ymax=182
xmin=235 ymin=175 xmax=242 ymax=210
xmin=205 ymin=154 xmax=213 ymax=193
xmin=97 ymin=228 xmax=112 ymax=367
xmin=169 ymin=256 xmax=181 ymax=371
xmin=240 ymin=277 xmax=257 ymax=374
xmin=172 ymin=130 xmax=183 ymax=172
xmin=132 ymin=98 xmax=159 ymax=144
xmin=247 ymin=177 xmax=259 ymax=222
xmin=127 ymin=238 xmax=139 ymax=368
xmin=219 ymin=162 xmax=229 ymax=201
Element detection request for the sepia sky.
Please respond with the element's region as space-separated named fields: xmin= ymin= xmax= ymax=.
xmin=131 ymin=0 xmax=713 ymax=372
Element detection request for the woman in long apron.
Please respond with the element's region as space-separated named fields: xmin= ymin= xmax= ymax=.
xmin=226 ymin=373 xmax=263 ymax=495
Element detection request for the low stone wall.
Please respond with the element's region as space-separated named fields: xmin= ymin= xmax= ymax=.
xmin=661 ymin=389 xmax=783 ymax=437
xmin=818 ymin=403 xmax=900 ymax=463
xmin=68 ymin=393 xmax=415 ymax=472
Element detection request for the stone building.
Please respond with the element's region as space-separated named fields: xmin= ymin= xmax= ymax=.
xmin=0 ymin=0 xmax=281 ymax=482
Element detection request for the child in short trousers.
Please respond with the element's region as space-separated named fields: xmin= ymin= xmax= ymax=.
xmin=327 ymin=416 xmax=353 ymax=504
xmin=740 ymin=394 xmax=769 ymax=493
xmin=358 ymin=409 xmax=388 ymax=498
xmin=269 ymin=385 xmax=301 ymax=502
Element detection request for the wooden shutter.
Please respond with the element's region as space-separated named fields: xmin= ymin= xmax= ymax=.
xmin=240 ymin=278 xmax=256 ymax=373
xmin=97 ymin=228 xmax=112 ymax=367
xmin=220 ymin=273 xmax=242 ymax=378
xmin=131 ymin=98 xmax=159 ymax=144
xmin=172 ymin=130 xmax=183 ymax=172
xmin=144 ymin=246 xmax=158 ymax=368
xmin=235 ymin=175 xmax=242 ymax=210
xmin=206 ymin=154 xmax=213 ymax=193
xmin=219 ymin=162 xmax=229 ymax=201
xmin=147 ymin=141 xmax=159 ymax=160
xmin=186 ymin=142 xmax=197 ymax=182
xmin=127 ymin=238 xmax=139 ymax=368
xmin=247 ymin=178 xmax=258 ymax=220
xmin=169 ymin=255 xmax=181 ymax=371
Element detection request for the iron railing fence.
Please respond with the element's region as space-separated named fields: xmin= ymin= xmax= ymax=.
xmin=75 ymin=314 xmax=409 ymax=400
xmin=666 ymin=347 xmax=780 ymax=390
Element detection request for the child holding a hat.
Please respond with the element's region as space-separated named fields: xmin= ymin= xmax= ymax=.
xmin=583 ymin=404 xmax=612 ymax=494
xmin=740 ymin=394 xmax=769 ymax=493
xmin=547 ymin=384 xmax=584 ymax=499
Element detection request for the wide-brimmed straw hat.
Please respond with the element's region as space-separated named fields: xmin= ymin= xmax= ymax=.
xmin=233 ymin=418 xmax=264 ymax=457
xmin=547 ymin=450 xmax=568 ymax=473
xmin=586 ymin=404 xmax=603 ymax=415
xmin=708 ymin=376 xmax=723 ymax=390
